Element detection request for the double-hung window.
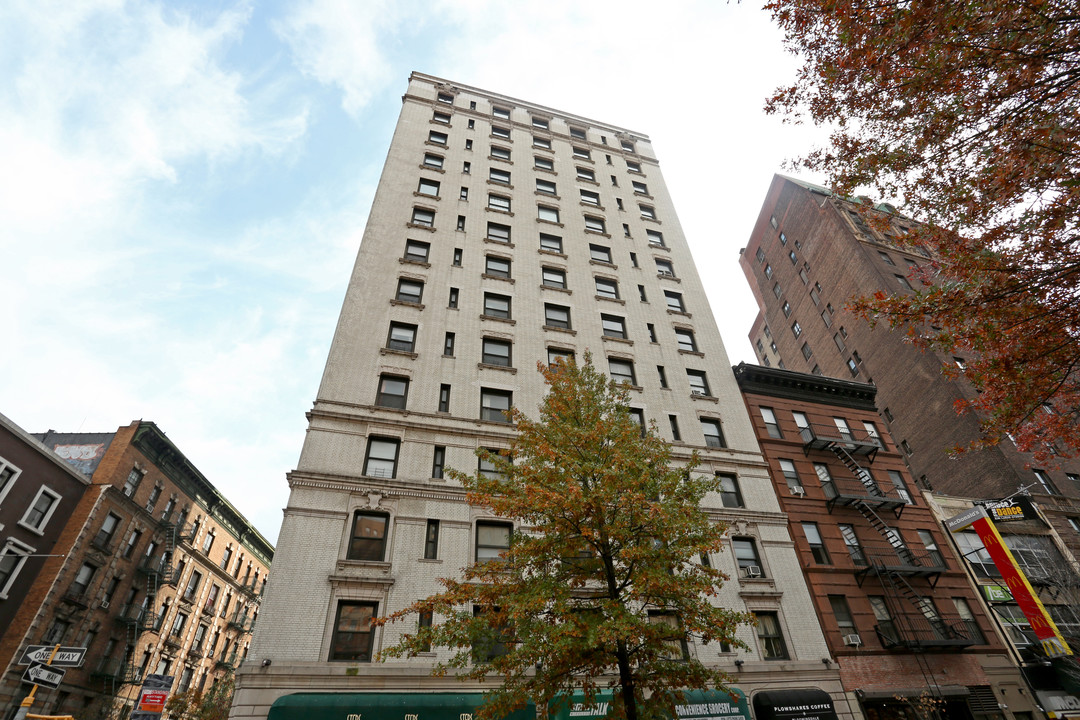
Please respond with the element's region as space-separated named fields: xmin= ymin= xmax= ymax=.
xmin=538 ymin=206 xmax=560 ymax=223
xmin=687 ymin=371 xmax=710 ymax=397
xmin=480 ymin=389 xmax=512 ymax=423
xmin=417 ymin=178 xmax=440 ymax=197
xmin=484 ymin=293 xmax=511 ymax=319
xmin=580 ymin=190 xmax=600 ymax=206
xmin=718 ymin=474 xmax=743 ymax=508
xmin=330 ymin=602 xmax=377 ymax=662
xmin=485 ymin=256 xmax=511 ymax=278
xmin=701 ymin=419 xmax=725 ymax=448
xmin=376 ymin=375 xmax=409 ymax=409
xmin=349 ymin=511 xmax=390 ymax=561
xmin=595 ymin=277 xmax=619 ymax=299
xmin=601 ymin=314 xmax=627 ymax=339
xmin=363 ymin=438 xmax=400 ymax=478
xmin=386 ymin=322 xmax=417 ymax=352
xmin=608 ymin=358 xmax=636 ymax=385
xmin=539 ymin=233 xmax=563 ymax=253
xmin=403 ymin=240 xmax=430 ymax=263
xmin=584 ymin=216 xmax=606 ymax=234
xmin=544 ymin=304 xmax=571 ymax=329
xmin=675 ymin=329 xmax=697 ymax=352
xmin=542 ymin=267 xmax=566 ymax=288
xmin=589 ymin=244 xmax=613 ymax=263
xmin=482 ymin=339 xmax=512 ymax=367
xmin=488 ymin=194 xmax=511 ymax=212
xmin=396 ymin=279 xmax=424 ymax=304
xmin=21 ymin=487 xmax=61 ymax=532
xmin=664 ymin=291 xmax=686 ymax=312
xmin=489 ymin=168 xmax=511 ymax=185
xmin=476 ymin=521 xmax=512 ymax=564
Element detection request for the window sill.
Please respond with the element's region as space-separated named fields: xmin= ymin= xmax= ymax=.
xmin=690 ymin=393 xmax=719 ymax=403
xmin=406 ymin=222 xmax=436 ymax=233
xmin=390 ymin=300 xmax=425 ymax=310
xmin=478 ymin=363 xmax=517 ymax=374
xmin=577 ymin=177 xmax=600 ymax=186
xmin=658 ymin=273 xmax=681 ymax=283
xmin=590 ymin=259 xmax=617 ymax=270
xmin=417 ymin=558 xmax=443 ymax=564
xmin=485 ymin=207 xmax=514 ymax=217
xmin=425 ymin=141 xmax=449 ymax=149
xmin=487 ymin=180 xmax=514 ymax=189
xmin=430 ymin=120 xmax=453 ymax=128
xmin=678 ymin=350 xmax=705 ymax=358
xmin=543 ymin=325 xmax=576 ymax=335
xmin=489 ymin=134 xmax=513 ymax=143
xmin=483 ymin=238 xmax=515 ymax=247
xmin=480 ymin=315 xmax=516 ymax=325
xmin=542 ymin=285 xmax=571 ymax=294
xmin=481 ymin=274 xmax=515 ymax=284
xmin=380 ymin=348 xmax=418 ymax=359
xmin=413 ymin=192 xmax=440 ymax=201
xmin=649 ymin=243 xmax=671 ymax=253
xmin=399 ymin=258 xmax=431 ymax=268
xmin=488 ymin=156 xmax=513 ymax=165
xmin=535 ymin=166 xmax=557 ymax=176
xmin=538 ymin=249 xmax=568 ymax=258
xmin=16 ymin=521 xmax=46 ymax=536
xmin=581 ymin=202 xmax=606 ymax=212
xmin=642 ymin=216 xmax=662 ymax=225
xmin=602 ymin=336 xmax=633 ymax=346
xmin=667 ymin=309 xmax=692 ymax=319
xmin=419 ymin=164 xmax=445 ymax=174
xmin=537 ymin=218 xmax=564 ymax=228
xmin=533 ymin=144 xmax=554 ymax=154
xmin=574 ymin=156 xmax=595 ymax=164
xmin=634 ymin=192 xmax=655 ymax=200
xmin=596 ymin=295 xmax=624 ymax=305
xmin=584 ymin=229 xmax=611 ymax=238
xmin=535 ymin=192 xmax=561 ymax=200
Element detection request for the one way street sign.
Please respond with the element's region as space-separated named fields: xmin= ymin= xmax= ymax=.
xmin=22 ymin=662 xmax=65 ymax=689
xmin=17 ymin=645 xmax=86 ymax=667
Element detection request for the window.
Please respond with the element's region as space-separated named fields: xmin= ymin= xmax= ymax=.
xmin=733 ymin=538 xmax=763 ymax=576
xmin=481 ymin=388 xmax=512 ymax=423
xmin=444 ymin=332 xmax=456 ymax=356
xmin=395 ymin=279 xmax=423 ymax=304
xmin=829 ymin=595 xmax=856 ymax=635
xmin=542 ymin=267 xmax=566 ymax=288
xmin=531 ymin=116 xmax=549 ymax=129
xmin=675 ymin=328 xmax=698 ymax=352
xmin=627 ymin=408 xmax=646 ymax=437
xmin=773 ymin=282 xmax=783 ymax=299
xmin=846 ymin=358 xmax=859 ymax=376
xmin=570 ymin=127 xmax=587 ymax=140
xmin=488 ymin=194 xmax=511 ymax=212
xmin=376 ymin=375 xmax=408 ymax=409
xmin=485 ymin=255 xmax=511 ymax=278
xmin=476 ymin=522 xmax=512 ymax=563
xmin=601 ymin=314 xmax=627 ymax=339
xmin=589 ymin=244 xmax=612 ymax=263
xmin=486 ymin=222 xmax=511 ymax=243
xmin=809 ymin=287 xmax=820 ymax=305
xmin=760 ymin=407 xmax=782 ymax=438
xmin=482 ymin=338 xmax=512 ymax=367
xmin=764 ymin=264 xmax=773 ymax=280
xmin=348 ymin=511 xmax=389 ymax=561
xmin=718 ymin=474 xmax=743 ymax=508
xmin=791 ymin=321 xmax=802 ymax=338
xmin=423 ymin=153 xmax=444 ymax=169
xmin=701 ymin=419 xmax=726 ymax=448
xmin=580 ymin=190 xmax=600 ymax=206
xmin=417 ymin=178 xmax=440 ymax=197
xmin=778 ymin=459 xmax=803 ymax=492
xmin=540 ymin=233 xmax=563 ymax=253
xmin=363 ymin=438 xmax=399 ymax=478
xmin=647 ymin=323 xmax=657 ymax=342
xmin=837 ymin=524 xmax=866 ymax=566
xmin=534 ymin=156 xmax=554 ymax=171
xmin=145 ymin=484 xmax=161 ymax=513
xmin=491 ymin=126 xmax=510 ymax=139
xmin=637 ymin=284 xmax=645 ymax=300
xmin=460 ymin=186 xmax=469 ymax=199
xmin=1034 ymin=469 xmax=1059 ymax=495
xmin=878 ymin=251 xmax=896 ymax=265
xmin=483 ymin=293 xmax=511 ymax=319
xmin=639 ymin=205 xmax=656 ymax=220
xmin=953 ymin=597 xmax=985 ymax=643
xmin=538 ymin=206 xmax=560 ymax=223
xmin=608 ymin=358 xmax=637 ymax=386
xmin=183 ymin=569 xmax=202 ymax=601
xmin=489 ymin=168 xmax=511 ymax=185
xmin=94 ymin=513 xmax=121 ymax=549
xmin=687 ymin=371 xmax=710 ymax=397
xmin=404 ymin=239 xmax=430 ymax=263
xmin=664 ymin=291 xmax=685 ymax=313
xmin=490 ymin=145 xmax=510 ymax=160
xmin=432 ymin=447 xmax=446 ymax=479
xmin=755 ymin=246 xmax=765 ymax=263
xmin=895 ymin=274 xmax=913 ymax=290
xmin=530 ymin=345 xmax=566 ymax=370
xmin=655 ymin=258 xmax=674 ymax=276
xmin=752 ymin=612 xmax=788 ymax=660
xmin=631 ymin=180 xmax=648 ymax=195
xmin=577 ymin=166 xmax=595 ymax=181
xmin=821 ymin=309 xmax=832 ymax=328
xmin=437 ymin=93 xmax=453 ymax=104
xmin=887 ymin=470 xmax=912 ymax=503
xmin=533 ymin=136 xmax=551 ymax=150
xmin=901 ymin=439 xmax=913 ymax=455
xmin=411 ymin=208 xmax=435 ymax=227
xmin=492 ymin=106 xmax=510 ymax=119
xmin=648 ymin=611 xmax=690 ymax=660
xmin=626 ymin=159 xmax=642 ymax=173
xmin=545 ymin=304 xmax=571 ymax=329
xmin=68 ymin=562 xmax=96 ymax=598
xmin=803 ymin=523 xmax=830 ymax=563
xmin=595 ymin=277 xmax=619 ymax=299
xmin=573 ymin=146 xmax=591 ymax=160
xmin=918 ymin=530 xmax=946 ymax=567
xmin=799 ymin=268 xmax=809 ymax=284
xmin=386 ymin=322 xmax=417 ymax=352
xmin=584 ymin=216 xmax=606 ymax=234
xmin=781 ymin=301 xmax=791 ymax=317
xmin=457 ymin=215 xmax=466 ymax=231
xmin=428 ymin=130 xmax=448 ymax=145
xmin=423 ymin=519 xmax=440 ymax=560
xmin=21 ymin=487 xmax=60 ymax=531
xmin=536 ymin=179 xmax=556 ymax=195
xmin=330 ymin=601 xmax=377 ymax=662
xmin=801 ymin=342 xmax=813 ymax=360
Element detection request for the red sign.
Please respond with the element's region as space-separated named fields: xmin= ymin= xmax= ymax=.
xmin=971 ymin=516 xmax=1071 ymax=657
xmin=139 ymin=690 xmax=168 ymax=712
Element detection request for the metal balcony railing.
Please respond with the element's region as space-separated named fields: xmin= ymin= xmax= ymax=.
xmin=800 ymin=423 xmax=881 ymax=458
xmin=876 ymin=612 xmax=977 ymax=650
xmin=820 ymin=475 xmax=908 ymax=511
xmin=114 ymin=604 xmax=156 ymax=630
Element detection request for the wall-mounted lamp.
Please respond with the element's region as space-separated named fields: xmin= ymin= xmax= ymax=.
xmin=822 ymin=658 xmax=832 ymax=666
xmin=734 ymin=659 xmax=744 ymax=669
xmin=261 ymin=659 xmax=272 ymax=667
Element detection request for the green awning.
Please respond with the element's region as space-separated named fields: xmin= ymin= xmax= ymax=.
xmin=549 ymin=688 xmax=749 ymax=720
xmin=267 ymin=692 xmax=536 ymax=720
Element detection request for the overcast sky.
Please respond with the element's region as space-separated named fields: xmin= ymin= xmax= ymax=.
xmin=0 ymin=0 xmax=828 ymax=543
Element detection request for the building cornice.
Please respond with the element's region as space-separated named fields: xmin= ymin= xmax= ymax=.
xmin=732 ymin=362 xmax=878 ymax=412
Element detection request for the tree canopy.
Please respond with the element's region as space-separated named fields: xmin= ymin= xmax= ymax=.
xmin=375 ymin=356 xmax=748 ymax=720
xmin=766 ymin=0 xmax=1080 ymax=460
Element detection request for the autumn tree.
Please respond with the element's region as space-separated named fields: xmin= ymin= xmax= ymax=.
xmin=375 ymin=356 xmax=749 ymax=720
xmin=766 ymin=0 xmax=1080 ymax=460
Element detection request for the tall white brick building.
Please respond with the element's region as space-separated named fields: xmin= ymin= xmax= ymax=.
xmin=232 ymin=73 xmax=847 ymax=720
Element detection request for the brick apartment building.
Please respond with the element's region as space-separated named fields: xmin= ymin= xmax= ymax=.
xmin=735 ymin=363 xmax=1037 ymax=720
xmin=0 ymin=413 xmax=91 ymax=674
xmin=0 ymin=421 xmax=272 ymax=719
xmin=740 ymin=175 xmax=1080 ymax=712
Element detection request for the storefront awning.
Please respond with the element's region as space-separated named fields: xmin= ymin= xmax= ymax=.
xmin=549 ymin=688 xmax=750 ymax=720
xmin=752 ymin=689 xmax=838 ymax=720
xmin=267 ymin=692 xmax=536 ymax=720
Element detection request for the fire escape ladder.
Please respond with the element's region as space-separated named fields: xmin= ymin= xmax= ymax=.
xmin=853 ymin=499 xmax=919 ymax=566
xmin=830 ymin=446 xmax=904 ymax=518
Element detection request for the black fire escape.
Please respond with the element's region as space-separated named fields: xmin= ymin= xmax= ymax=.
xmin=801 ymin=423 xmax=977 ymax=652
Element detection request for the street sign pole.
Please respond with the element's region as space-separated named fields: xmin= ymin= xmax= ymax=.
xmin=14 ymin=644 xmax=60 ymax=720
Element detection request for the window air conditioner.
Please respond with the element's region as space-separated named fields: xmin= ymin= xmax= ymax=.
xmin=791 ymin=486 xmax=806 ymax=496
xmin=843 ymin=633 xmax=862 ymax=647
xmin=99 ymin=600 xmax=110 ymax=610
xmin=691 ymin=389 xmax=706 ymax=396
xmin=743 ymin=565 xmax=762 ymax=578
